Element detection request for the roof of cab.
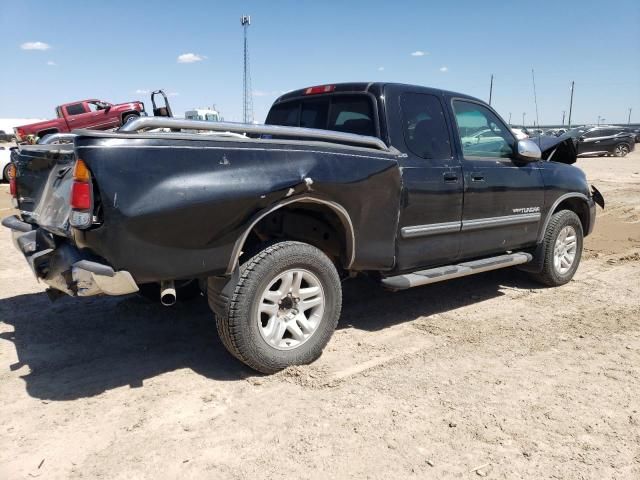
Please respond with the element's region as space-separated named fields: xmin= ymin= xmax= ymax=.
xmin=273 ymin=82 xmax=480 ymax=105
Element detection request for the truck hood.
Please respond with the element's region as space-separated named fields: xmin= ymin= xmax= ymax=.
xmin=534 ymin=135 xmax=577 ymax=164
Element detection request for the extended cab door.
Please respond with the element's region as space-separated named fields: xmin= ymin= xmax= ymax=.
xmin=450 ymin=98 xmax=544 ymax=258
xmin=63 ymin=102 xmax=92 ymax=130
xmin=389 ymin=87 xmax=463 ymax=272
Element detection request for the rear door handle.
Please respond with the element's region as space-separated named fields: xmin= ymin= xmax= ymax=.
xmin=471 ymin=172 xmax=485 ymax=182
xmin=443 ymin=172 xmax=458 ymax=183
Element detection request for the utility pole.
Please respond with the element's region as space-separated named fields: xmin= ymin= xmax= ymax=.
xmin=628 ymin=108 xmax=632 ymax=125
xmin=522 ymin=112 xmax=526 ymax=127
xmin=508 ymin=112 xmax=512 ymax=124
xmin=489 ymin=74 xmax=493 ymax=106
xmin=567 ymin=81 xmax=574 ymax=129
xmin=597 ymin=115 xmax=601 ymax=126
xmin=241 ymin=15 xmax=254 ymax=124
xmin=562 ymin=111 xmax=566 ymax=126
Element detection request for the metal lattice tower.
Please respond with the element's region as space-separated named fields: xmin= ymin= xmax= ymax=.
xmin=241 ymin=15 xmax=254 ymax=124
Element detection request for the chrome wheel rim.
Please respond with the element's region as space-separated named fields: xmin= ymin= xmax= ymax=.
xmin=616 ymin=145 xmax=628 ymax=156
xmin=553 ymin=225 xmax=578 ymax=275
xmin=257 ymin=269 xmax=325 ymax=351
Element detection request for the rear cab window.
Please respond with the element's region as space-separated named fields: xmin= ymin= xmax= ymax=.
xmin=266 ymin=94 xmax=376 ymax=137
xmin=65 ymin=103 xmax=87 ymax=116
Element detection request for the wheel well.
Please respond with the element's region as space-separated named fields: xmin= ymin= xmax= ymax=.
xmin=37 ymin=128 xmax=59 ymax=138
xmin=239 ymin=203 xmax=353 ymax=270
xmin=121 ymin=111 xmax=139 ymax=122
xmin=553 ymin=197 xmax=590 ymax=234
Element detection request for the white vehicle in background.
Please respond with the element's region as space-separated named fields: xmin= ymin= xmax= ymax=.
xmin=460 ymin=128 xmax=504 ymax=146
xmin=511 ymin=127 xmax=529 ymax=140
xmin=1 ymin=147 xmax=13 ymax=182
xmin=185 ymin=107 xmax=222 ymax=122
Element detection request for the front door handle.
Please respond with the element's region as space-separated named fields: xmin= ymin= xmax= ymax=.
xmin=443 ymin=172 xmax=458 ymax=183
xmin=471 ymin=172 xmax=485 ymax=182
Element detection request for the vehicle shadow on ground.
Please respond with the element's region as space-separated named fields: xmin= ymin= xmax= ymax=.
xmin=0 ymin=268 xmax=544 ymax=401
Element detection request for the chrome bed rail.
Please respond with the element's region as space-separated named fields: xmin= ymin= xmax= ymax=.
xmin=118 ymin=117 xmax=389 ymax=151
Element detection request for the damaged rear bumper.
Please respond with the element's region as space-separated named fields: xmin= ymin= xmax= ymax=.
xmin=2 ymin=215 xmax=139 ymax=298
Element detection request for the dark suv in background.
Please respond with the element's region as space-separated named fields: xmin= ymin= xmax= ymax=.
xmin=566 ymin=126 xmax=636 ymax=157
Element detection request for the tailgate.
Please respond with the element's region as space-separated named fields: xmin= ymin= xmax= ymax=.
xmin=14 ymin=144 xmax=76 ymax=236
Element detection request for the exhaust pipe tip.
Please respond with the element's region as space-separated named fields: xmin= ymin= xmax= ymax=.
xmin=160 ymin=280 xmax=176 ymax=306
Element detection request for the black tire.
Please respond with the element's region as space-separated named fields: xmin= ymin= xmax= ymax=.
xmin=2 ymin=163 xmax=11 ymax=183
xmin=529 ymin=210 xmax=583 ymax=286
xmin=209 ymin=241 xmax=342 ymax=374
xmin=122 ymin=114 xmax=139 ymax=125
xmin=613 ymin=143 xmax=630 ymax=157
xmin=137 ymin=279 xmax=203 ymax=302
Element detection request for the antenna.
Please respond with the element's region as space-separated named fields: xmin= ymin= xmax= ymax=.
xmin=488 ymin=74 xmax=493 ymax=106
xmin=531 ymin=69 xmax=540 ymax=127
xmin=567 ymin=81 xmax=574 ymax=128
xmin=241 ymin=15 xmax=254 ymax=124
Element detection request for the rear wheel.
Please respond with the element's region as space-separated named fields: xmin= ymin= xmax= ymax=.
xmin=613 ymin=143 xmax=630 ymax=157
xmin=209 ymin=241 xmax=342 ymax=374
xmin=529 ymin=210 xmax=583 ymax=286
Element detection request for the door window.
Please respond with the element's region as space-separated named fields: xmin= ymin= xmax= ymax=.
xmin=400 ymin=93 xmax=452 ymax=159
xmin=583 ymin=130 xmax=601 ymax=138
xmin=65 ymin=103 xmax=86 ymax=116
xmin=453 ymin=101 xmax=514 ymax=159
xmin=328 ymin=96 xmax=375 ymax=136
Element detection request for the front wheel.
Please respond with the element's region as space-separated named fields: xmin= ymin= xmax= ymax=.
xmin=122 ymin=114 xmax=139 ymax=125
xmin=613 ymin=143 xmax=630 ymax=157
xmin=210 ymin=241 xmax=342 ymax=373
xmin=530 ymin=210 xmax=583 ymax=286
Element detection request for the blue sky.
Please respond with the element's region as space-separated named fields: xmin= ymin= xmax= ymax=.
xmin=1 ymin=0 xmax=639 ymax=125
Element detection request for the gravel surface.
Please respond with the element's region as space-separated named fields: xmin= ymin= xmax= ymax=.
xmin=1 ymin=151 xmax=639 ymax=479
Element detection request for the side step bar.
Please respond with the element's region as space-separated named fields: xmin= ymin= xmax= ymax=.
xmin=381 ymin=252 xmax=532 ymax=290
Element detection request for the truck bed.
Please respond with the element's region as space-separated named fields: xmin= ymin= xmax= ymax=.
xmin=11 ymin=126 xmax=402 ymax=284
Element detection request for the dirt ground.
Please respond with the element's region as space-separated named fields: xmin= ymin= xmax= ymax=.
xmin=0 ymin=151 xmax=639 ymax=479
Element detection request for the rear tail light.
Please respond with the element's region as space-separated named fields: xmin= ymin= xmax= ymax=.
xmin=70 ymin=181 xmax=91 ymax=210
xmin=69 ymin=159 xmax=93 ymax=228
xmin=304 ymin=85 xmax=335 ymax=95
xmin=14 ymin=128 xmax=24 ymax=142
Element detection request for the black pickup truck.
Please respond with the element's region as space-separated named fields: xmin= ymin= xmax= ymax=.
xmin=3 ymin=82 xmax=604 ymax=373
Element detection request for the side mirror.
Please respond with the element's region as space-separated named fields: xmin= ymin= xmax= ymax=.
xmin=516 ymin=139 xmax=541 ymax=162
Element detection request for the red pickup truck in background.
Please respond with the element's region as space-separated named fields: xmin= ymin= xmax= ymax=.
xmin=14 ymin=99 xmax=145 ymax=142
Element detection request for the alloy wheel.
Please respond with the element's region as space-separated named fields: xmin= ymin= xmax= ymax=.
xmin=257 ymin=269 xmax=325 ymax=350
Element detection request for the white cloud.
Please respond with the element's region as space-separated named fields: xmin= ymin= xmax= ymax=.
xmin=135 ymin=89 xmax=149 ymax=94
xmin=378 ymin=66 xmax=385 ymax=71
xmin=177 ymin=53 xmax=205 ymax=63
xmin=21 ymin=41 xmax=51 ymax=51
xmin=439 ymin=66 xmax=448 ymax=72
xmin=168 ymin=92 xmax=179 ymax=97
xmin=410 ymin=50 xmax=428 ymax=57
xmin=46 ymin=60 xmax=57 ymax=66
xmin=253 ymin=90 xmax=281 ymax=97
